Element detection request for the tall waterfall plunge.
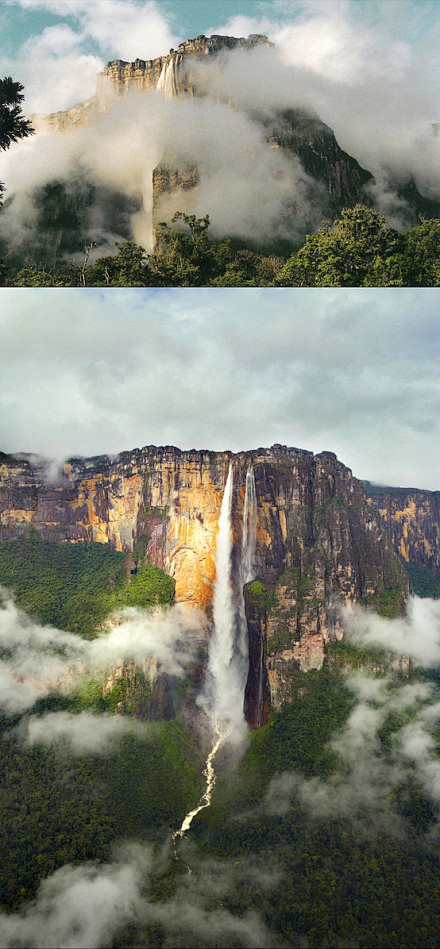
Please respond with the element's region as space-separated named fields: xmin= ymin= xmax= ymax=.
xmin=205 ymin=464 xmax=257 ymax=741
xmin=173 ymin=465 xmax=257 ymax=847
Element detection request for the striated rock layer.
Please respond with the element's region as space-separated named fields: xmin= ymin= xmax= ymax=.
xmin=0 ymin=445 xmax=409 ymax=722
xmin=366 ymin=484 xmax=440 ymax=574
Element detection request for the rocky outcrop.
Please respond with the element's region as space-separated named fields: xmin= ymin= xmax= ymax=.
xmin=103 ymin=34 xmax=272 ymax=96
xmin=366 ymin=483 xmax=440 ymax=574
xmin=35 ymin=33 xmax=379 ymax=258
xmin=25 ymin=32 xmax=439 ymax=269
xmin=0 ymin=445 xmax=410 ymax=720
xmin=102 ymin=659 xmax=175 ymax=721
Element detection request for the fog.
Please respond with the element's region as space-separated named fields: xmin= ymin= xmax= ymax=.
xmin=0 ymin=76 xmax=322 ymax=259
xmin=265 ymin=597 xmax=440 ymax=836
xmin=0 ymin=592 xmax=200 ymax=716
xmin=0 ymin=841 xmax=278 ymax=949
xmin=1 ymin=3 xmax=439 ymax=259
xmin=2 ymin=587 xmax=440 ymax=945
xmin=21 ymin=709 xmax=151 ymax=754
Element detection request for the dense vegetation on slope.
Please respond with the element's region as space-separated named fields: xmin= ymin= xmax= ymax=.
xmin=0 ymin=533 xmax=175 ymax=636
xmin=0 ymin=720 xmax=204 ymax=909
xmin=1 ymin=665 xmax=440 ymax=946
xmin=3 ymin=207 xmax=440 ymax=287
xmin=406 ymin=563 xmax=440 ymax=598
xmin=1 ymin=537 xmax=440 ymax=945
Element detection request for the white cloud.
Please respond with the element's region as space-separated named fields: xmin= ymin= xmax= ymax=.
xmin=21 ymin=709 xmax=150 ymax=753
xmin=343 ymin=596 xmax=440 ymax=667
xmin=0 ymin=840 xmax=276 ymax=949
xmin=0 ymin=592 xmax=200 ymax=715
xmin=1 ymin=288 xmax=440 ymax=491
xmin=266 ymin=656 xmax=440 ymax=833
xmin=0 ymin=842 xmax=151 ymax=949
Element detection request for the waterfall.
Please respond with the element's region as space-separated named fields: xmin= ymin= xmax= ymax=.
xmin=205 ymin=463 xmax=248 ymax=737
xmin=173 ymin=464 xmax=257 ymax=850
xmin=242 ymin=467 xmax=257 ymax=584
xmin=156 ymin=56 xmax=180 ymax=97
xmin=240 ymin=466 xmax=264 ymax=727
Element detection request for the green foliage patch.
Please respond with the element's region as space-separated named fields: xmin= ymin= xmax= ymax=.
xmin=0 ymin=534 xmax=174 ymax=636
xmin=405 ymin=563 xmax=440 ymax=598
xmin=5 ymin=206 xmax=440 ymax=287
xmin=0 ymin=718 xmax=204 ymax=909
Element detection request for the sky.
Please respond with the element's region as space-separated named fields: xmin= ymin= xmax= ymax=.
xmin=1 ymin=287 xmax=440 ymax=491
xmin=1 ymin=1 xmax=439 ymax=115
xmin=1 ymin=1 xmax=439 ymax=173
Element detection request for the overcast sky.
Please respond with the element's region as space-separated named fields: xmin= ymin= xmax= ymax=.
xmin=1 ymin=287 xmax=439 ymax=491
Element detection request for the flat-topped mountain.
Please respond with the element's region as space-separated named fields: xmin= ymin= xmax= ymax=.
xmin=0 ymin=443 xmax=415 ymax=722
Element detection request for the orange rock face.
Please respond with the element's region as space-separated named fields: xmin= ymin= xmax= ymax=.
xmin=0 ymin=445 xmax=412 ymax=719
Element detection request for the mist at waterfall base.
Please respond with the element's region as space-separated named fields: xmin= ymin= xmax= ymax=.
xmin=2 ymin=595 xmax=440 ymax=946
xmin=2 ymin=585 xmax=440 ymax=946
xmin=2 ymin=14 xmax=440 ymax=260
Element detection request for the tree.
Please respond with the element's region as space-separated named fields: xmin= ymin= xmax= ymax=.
xmin=148 ymin=212 xmax=212 ymax=285
xmin=277 ymin=206 xmax=403 ymax=287
xmin=0 ymin=77 xmax=34 ymax=151
xmin=400 ymin=218 xmax=440 ymax=286
xmin=0 ymin=77 xmax=34 ymax=283
xmin=0 ymin=77 xmax=34 ymax=199
xmin=86 ymin=241 xmax=151 ymax=286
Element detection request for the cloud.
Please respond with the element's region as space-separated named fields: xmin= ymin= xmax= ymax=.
xmin=0 ymin=592 xmax=86 ymax=715
xmin=1 ymin=287 xmax=440 ymax=491
xmin=20 ymin=709 xmax=150 ymax=754
xmin=265 ymin=600 xmax=440 ymax=834
xmin=208 ymin=3 xmax=440 ymax=200
xmin=0 ymin=842 xmax=151 ymax=949
xmin=1 ymin=2 xmax=440 ymax=280
xmin=2 ymin=0 xmax=440 ymax=203
xmin=343 ymin=596 xmax=440 ymax=667
xmin=0 ymin=840 xmax=277 ymax=949
xmin=0 ymin=591 xmax=200 ymax=715
xmin=0 ymin=70 xmax=323 ymax=263
xmin=19 ymin=0 xmax=179 ymax=62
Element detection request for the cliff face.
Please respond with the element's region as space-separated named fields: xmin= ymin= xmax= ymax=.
xmin=103 ymin=34 xmax=272 ymax=95
xmin=35 ymin=33 xmax=378 ymax=259
xmin=101 ymin=34 xmax=374 ymax=232
xmin=366 ymin=484 xmax=440 ymax=574
xmin=0 ymin=446 xmax=409 ymax=722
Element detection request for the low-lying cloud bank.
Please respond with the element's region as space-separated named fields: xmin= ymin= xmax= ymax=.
xmin=0 ymin=840 xmax=278 ymax=949
xmin=20 ymin=709 xmax=150 ymax=754
xmin=342 ymin=595 xmax=440 ymax=667
xmin=0 ymin=591 xmax=200 ymax=716
xmin=266 ymin=597 xmax=440 ymax=835
xmin=0 ymin=82 xmax=322 ymax=258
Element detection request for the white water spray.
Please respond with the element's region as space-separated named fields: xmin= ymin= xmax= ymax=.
xmin=156 ymin=56 xmax=181 ymax=97
xmin=207 ymin=463 xmax=248 ymax=735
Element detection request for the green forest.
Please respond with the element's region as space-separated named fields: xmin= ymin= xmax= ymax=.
xmin=3 ymin=207 xmax=440 ymax=288
xmin=1 ymin=535 xmax=440 ymax=946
